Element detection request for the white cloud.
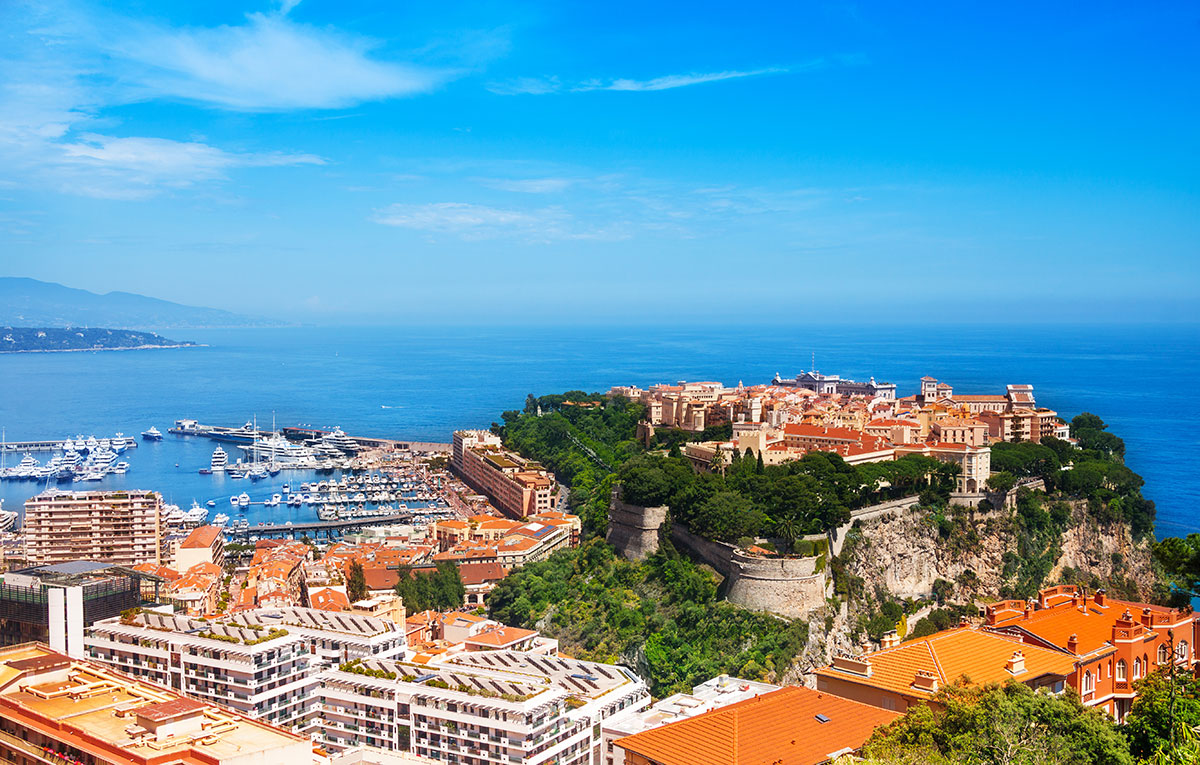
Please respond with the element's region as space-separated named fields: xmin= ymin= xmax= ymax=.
xmin=485 ymin=76 xmax=561 ymax=95
xmin=372 ymin=202 xmax=554 ymax=237
xmin=577 ymin=67 xmax=788 ymax=92
xmin=55 ymin=134 xmax=323 ymax=199
xmin=475 ymin=177 xmax=575 ymax=193
xmin=113 ymin=13 xmax=452 ymax=111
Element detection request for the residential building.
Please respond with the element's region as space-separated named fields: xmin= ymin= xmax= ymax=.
xmin=84 ymin=605 xmax=408 ymax=731
xmin=315 ymin=648 xmax=650 ymax=764
xmin=0 ymin=642 xmax=318 ymax=765
xmin=983 ymin=584 xmax=1200 ymax=720
xmin=23 ymin=489 xmax=164 ymax=567
xmin=85 ymin=610 xmax=317 ymax=730
xmin=0 ymin=561 xmax=141 ymax=655
xmin=894 ymin=441 xmax=991 ymax=493
xmin=452 ymin=430 xmax=560 ymax=519
xmin=166 ymin=562 xmax=222 ymax=616
xmin=601 ymin=674 xmax=779 ymax=765
xmin=814 ymin=626 xmax=1077 ymax=714
xmin=175 ymin=525 xmax=226 ymax=571
xmin=612 ymin=685 xmax=899 ymax=765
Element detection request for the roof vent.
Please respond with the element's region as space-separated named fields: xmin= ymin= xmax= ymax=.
xmin=814 ymin=714 xmax=831 ymax=724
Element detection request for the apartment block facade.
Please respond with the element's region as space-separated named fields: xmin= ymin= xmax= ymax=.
xmin=23 ymin=490 xmax=164 ymax=567
xmin=452 ymin=430 xmax=559 ymax=519
xmin=316 ymin=649 xmax=650 ymax=765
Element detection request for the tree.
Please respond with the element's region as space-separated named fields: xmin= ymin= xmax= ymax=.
xmin=863 ymin=681 xmax=1133 ymax=765
xmin=347 ymin=561 xmax=367 ymax=602
xmin=986 ymin=471 xmax=1017 ymax=494
xmin=774 ymin=518 xmax=801 ymax=554
xmin=524 ymin=393 xmax=538 ymax=414
xmin=1125 ymin=668 xmax=1200 ymax=759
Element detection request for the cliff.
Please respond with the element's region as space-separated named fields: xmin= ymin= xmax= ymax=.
xmin=838 ymin=499 xmax=1157 ymax=605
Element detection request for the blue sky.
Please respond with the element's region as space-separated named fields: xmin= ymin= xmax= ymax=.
xmin=1 ymin=1 xmax=1197 ymax=324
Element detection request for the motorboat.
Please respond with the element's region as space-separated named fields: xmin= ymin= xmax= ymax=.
xmin=140 ymin=427 xmax=163 ymax=441
xmin=207 ymin=499 xmax=217 ymax=507
xmin=229 ymin=495 xmax=239 ymax=506
xmin=212 ymin=513 xmax=229 ymax=527
xmin=237 ymin=492 xmax=251 ymax=507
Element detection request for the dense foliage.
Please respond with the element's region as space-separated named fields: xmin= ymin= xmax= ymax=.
xmin=988 ymin=413 xmax=1154 ymax=538
xmin=862 ymin=681 xmax=1133 ymax=765
xmin=619 ymin=449 xmax=958 ymax=545
xmin=1125 ymin=669 xmax=1200 ymax=760
xmin=394 ymin=561 xmax=465 ymax=612
xmin=486 ymin=539 xmax=808 ymax=696
xmin=347 ymin=560 xmax=367 ymax=602
xmin=497 ymin=393 xmax=645 ymax=531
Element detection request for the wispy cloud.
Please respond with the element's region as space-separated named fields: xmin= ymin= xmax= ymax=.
xmin=578 ymin=67 xmax=788 ymax=92
xmin=370 ymin=201 xmax=630 ymax=242
xmin=474 ymin=177 xmax=576 ymax=193
xmin=111 ymin=13 xmax=453 ymax=111
xmin=489 ymin=64 xmax=806 ymax=96
xmin=56 ymin=134 xmax=323 ymax=199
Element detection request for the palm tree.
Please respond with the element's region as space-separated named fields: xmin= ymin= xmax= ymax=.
xmin=775 ymin=518 xmax=801 ymax=554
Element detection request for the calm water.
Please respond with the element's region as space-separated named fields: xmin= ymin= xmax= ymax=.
xmin=0 ymin=324 xmax=1196 ymax=537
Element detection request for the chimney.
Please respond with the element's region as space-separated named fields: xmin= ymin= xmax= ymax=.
xmin=1006 ymin=650 xmax=1027 ymax=675
xmin=912 ymin=670 xmax=939 ymax=693
xmin=1067 ymin=633 xmax=1079 ymax=654
xmin=1142 ymin=607 xmax=1154 ymax=627
xmin=1094 ymin=589 xmax=1106 ymax=607
xmin=881 ymin=630 xmax=901 ymax=649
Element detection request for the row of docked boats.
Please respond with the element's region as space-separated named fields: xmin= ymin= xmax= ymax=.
xmin=0 ymin=448 xmax=130 ymax=482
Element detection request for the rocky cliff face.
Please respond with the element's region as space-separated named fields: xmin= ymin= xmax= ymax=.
xmin=840 ymin=499 xmax=1157 ymax=606
xmin=791 ymin=497 xmax=1161 ymax=675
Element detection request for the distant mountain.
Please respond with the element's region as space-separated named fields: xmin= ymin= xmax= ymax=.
xmin=0 ymin=277 xmax=278 ymax=329
xmin=0 ymin=327 xmax=197 ymax=353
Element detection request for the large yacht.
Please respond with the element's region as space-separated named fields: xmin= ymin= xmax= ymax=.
xmin=210 ymin=446 xmax=228 ymax=472
xmin=0 ymin=502 xmax=17 ymax=532
xmin=140 ymin=426 xmax=163 ymax=441
xmin=315 ymin=427 xmax=360 ymax=456
xmin=240 ymin=434 xmax=316 ymax=465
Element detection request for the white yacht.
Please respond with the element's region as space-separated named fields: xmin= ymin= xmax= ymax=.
xmin=237 ymin=492 xmax=251 ymax=507
xmin=316 ymin=427 xmax=360 ymax=455
xmin=241 ymin=434 xmax=317 ymax=465
xmin=212 ymin=512 xmax=230 ymax=527
xmin=210 ymin=447 xmax=228 ymax=472
xmin=183 ymin=501 xmax=208 ymax=524
xmin=0 ymin=502 xmax=16 ymax=533
xmin=229 ymin=494 xmax=239 ymax=506
xmin=141 ymin=427 xmax=163 ymax=441
xmin=85 ymin=436 xmax=99 ymax=451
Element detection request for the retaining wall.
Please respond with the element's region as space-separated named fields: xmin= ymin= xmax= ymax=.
xmin=606 ymin=499 xmax=669 ymax=561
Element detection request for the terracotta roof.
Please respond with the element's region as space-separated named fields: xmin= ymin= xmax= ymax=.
xmin=615 ymin=685 xmax=898 ymax=765
xmin=465 ymin=626 xmax=537 ymax=648
xmin=989 ymin=594 xmax=1195 ymax=656
xmin=309 ymin=587 xmax=351 ymax=612
xmin=363 ymin=566 xmax=398 ymax=592
xmin=815 ymin=627 xmax=1078 ymax=699
xmin=457 ymin=561 xmax=510 ymax=586
xmin=180 ymin=525 xmax=221 ymax=549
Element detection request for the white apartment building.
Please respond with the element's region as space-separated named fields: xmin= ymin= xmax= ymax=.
xmin=317 ymin=649 xmax=651 ymax=765
xmin=84 ymin=606 xmax=409 ymax=732
xmin=599 ymin=675 xmax=779 ymax=765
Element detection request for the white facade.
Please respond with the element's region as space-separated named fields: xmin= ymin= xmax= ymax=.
xmin=316 ymin=650 xmax=650 ymax=765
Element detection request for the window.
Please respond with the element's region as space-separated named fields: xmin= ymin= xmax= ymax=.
xmin=1178 ymin=641 xmax=1189 ymax=661
xmin=1159 ymin=644 xmax=1170 ymax=664
xmin=1116 ymin=660 xmax=1127 ymax=682
xmin=1133 ymin=658 xmax=1141 ymax=679
xmin=1082 ymin=671 xmax=1094 ymax=693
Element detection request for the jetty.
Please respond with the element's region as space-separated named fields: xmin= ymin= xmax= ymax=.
xmin=224 ymin=513 xmax=412 ymax=540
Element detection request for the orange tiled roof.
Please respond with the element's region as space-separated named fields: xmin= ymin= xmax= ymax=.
xmin=816 ymin=627 xmax=1078 ymax=699
xmin=614 ymin=685 xmax=898 ymax=765
xmin=465 ymin=626 xmax=537 ymax=648
xmin=309 ymin=587 xmax=351 ymax=612
xmin=989 ymin=594 xmax=1193 ymax=656
xmin=180 ymin=525 xmax=221 ymax=549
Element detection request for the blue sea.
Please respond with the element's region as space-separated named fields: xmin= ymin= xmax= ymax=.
xmin=0 ymin=324 xmax=1196 ymax=537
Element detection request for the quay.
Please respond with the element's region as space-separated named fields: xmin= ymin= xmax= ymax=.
xmin=0 ymin=439 xmax=70 ymax=453
xmin=224 ymin=513 xmax=413 ymax=540
xmin=169 ymin=419 xmax=450 ymax=453
xmin=280 ymin=426 xmax=450 ymax=453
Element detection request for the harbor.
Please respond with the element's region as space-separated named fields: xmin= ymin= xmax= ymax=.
xmin=0 ymin=419 xmax=455 ymax=539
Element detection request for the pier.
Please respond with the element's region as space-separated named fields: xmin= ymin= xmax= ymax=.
xmin=0 ymin=440 xmax=70 ymax=453
xmin=224 ymin=513 xmax=413 ymax=540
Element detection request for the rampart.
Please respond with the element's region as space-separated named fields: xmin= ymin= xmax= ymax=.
xmin=606 ymin=498 xmax=669 ymax=561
